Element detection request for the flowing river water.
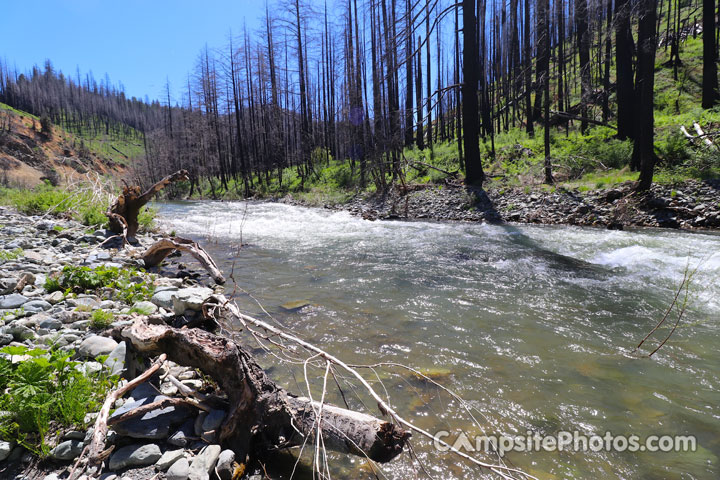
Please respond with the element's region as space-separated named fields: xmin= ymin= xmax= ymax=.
xmin=157 ymin=201 xmax=720 ymax=479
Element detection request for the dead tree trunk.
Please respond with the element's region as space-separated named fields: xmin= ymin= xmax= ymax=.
xmin=107 ymin=169 xmax=189 ymax=240
xmin=120 ymin=318 xmax=409 ymax=464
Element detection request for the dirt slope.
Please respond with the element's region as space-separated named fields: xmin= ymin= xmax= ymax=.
xmin=0 ymin=106 xmax=127 ymax=187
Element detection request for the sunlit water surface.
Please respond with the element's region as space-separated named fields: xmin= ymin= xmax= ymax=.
xmin=157 ymin=201 xmax=720 ymax=479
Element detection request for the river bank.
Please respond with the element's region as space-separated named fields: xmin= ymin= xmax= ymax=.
xmin=0 ymin=207 xmax=249 ymax=480
xmin=282 ymin=178 xmax=720 ymax=231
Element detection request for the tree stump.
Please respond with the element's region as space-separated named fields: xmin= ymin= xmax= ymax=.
xmin=107 ymin=170 xmax=189 ymax=240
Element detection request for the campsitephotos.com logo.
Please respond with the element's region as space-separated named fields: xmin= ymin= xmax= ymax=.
xmin=433 ymin=430 xmax=697 ymax=457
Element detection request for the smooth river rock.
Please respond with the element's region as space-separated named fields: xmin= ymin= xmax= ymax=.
xmin=187 ymin=444 xmax=222 ymax=480
xmin=108 ymin=443 xmax=162 ymax=470
xmin=155 ymin=449 xmax=185 ymax=471
xmin=166 ymin=457 xmax=190 ymax=480
xmin=78 ymin=335 xmax=119 ymax=358
xmin=0 ymin=293 xmax=28 ymax=309
xmin=50 ymin=439 xmax=84 ymax=461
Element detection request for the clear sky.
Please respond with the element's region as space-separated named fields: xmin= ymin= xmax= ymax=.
xmin=0 ymin=0 xmax=267 ymax=103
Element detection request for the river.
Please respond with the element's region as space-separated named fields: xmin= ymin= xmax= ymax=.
xmin=157 ymin=200 xmax=720 ymax=479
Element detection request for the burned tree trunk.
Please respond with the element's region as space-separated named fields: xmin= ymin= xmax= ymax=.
xmin=120 ymin=318 xmax=409 ymax=463
xmin=107 ymin=169 xmax=189 ymax=240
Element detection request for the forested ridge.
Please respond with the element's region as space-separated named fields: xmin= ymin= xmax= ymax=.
xmin=1 ymin=0 xmax=719 ymax=197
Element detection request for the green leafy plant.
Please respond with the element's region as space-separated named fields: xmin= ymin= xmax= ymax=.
xmin=0 ymin=345 xmax=117 ymax=456
xmin=44 ymin=265 xmax=155 ymax=304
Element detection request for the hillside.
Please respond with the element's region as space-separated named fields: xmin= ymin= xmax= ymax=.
xmin=0 ymin=103 xmax=137 ymax=188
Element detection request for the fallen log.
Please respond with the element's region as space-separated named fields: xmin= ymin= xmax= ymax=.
xmin=142 ymin=236 xmax=226 ymax=284
xmin=119 ymin=318 xmax=409 ymax=464
xmin=107 ymin=169 xmax=189 ymax=240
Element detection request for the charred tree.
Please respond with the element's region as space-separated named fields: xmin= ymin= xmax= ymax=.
xmin=463 ymin=0 xmax=485 ymax=186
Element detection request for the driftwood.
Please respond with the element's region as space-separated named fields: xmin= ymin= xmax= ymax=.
xmin=142 ymin=236 xmax=226 ymax=284
xmin=107 ymin=169 xmax=189 ymax=240
xmin=119 ymin=318 xmax=409 ymax=464
xmin=79 ymin=354 xmax=167 ymax=477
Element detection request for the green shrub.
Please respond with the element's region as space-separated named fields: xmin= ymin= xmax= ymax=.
xmin=0 ymin=345 xmax=116 ymax=456
xmin=659 ymin=132 xmax=692 ymax=166
xmin=79 ymin=204 xmax=107 ymax=226
xmin=137 ymin=205 xmax=158 ymax=231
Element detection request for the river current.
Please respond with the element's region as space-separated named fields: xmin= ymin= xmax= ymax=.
xmin=157 ymin=200 xmax=720 ymax=479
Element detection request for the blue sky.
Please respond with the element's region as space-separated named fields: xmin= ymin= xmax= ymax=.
xmin=0 ymin=0 xmax=267 ymax=102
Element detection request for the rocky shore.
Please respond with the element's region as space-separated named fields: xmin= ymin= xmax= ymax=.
xmin=336 ymin=179 xmax=720 ymax=230
xmin=0 ymin=207 xmax=253 ymax=480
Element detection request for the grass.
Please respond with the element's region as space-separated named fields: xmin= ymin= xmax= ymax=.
xmin=0 ymin=181 xmax=158 ymax=229
xmin=128 ymin=303 xmax=156 ymax=315
xmin=89 ymin=309 xmax=114 ymax=330
xmin=0 ymin=345 xmax=117 ymax=456
xmin=0 ymin=248 xmax=23 ymax=261
xmin=0 ymin=181 xmax=108 ymax=226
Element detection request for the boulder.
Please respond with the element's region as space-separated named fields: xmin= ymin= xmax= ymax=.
xmin=45 ymin=291 xmax=65 ymax=305
xmin=172 ymin=287 xmax=213 ymax=315
xmin=22 ymin=299 xmax=52 ymax=313
xmin=150 ymin=289 xmax=178 ymax=309
xmin=110 ymin=394 xmax=193 ymax=440
xmin=0 ymin=440 xmax=14 ymax=461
